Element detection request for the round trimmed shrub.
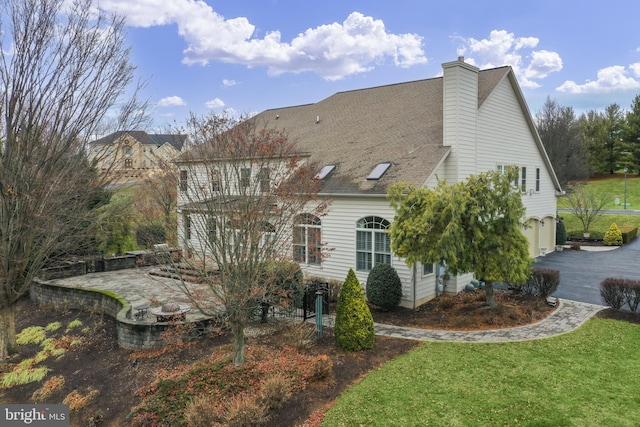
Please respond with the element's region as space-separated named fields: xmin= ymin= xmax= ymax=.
xmin=334 ymin=269 xmax=375 ymax=351
xmin=366 ymin=263 xmax=402 ymax=310
xmin=600 ymin=278 xmax=625 ymax=309
xmin=524 ymin=268 xmax=560 ymax=298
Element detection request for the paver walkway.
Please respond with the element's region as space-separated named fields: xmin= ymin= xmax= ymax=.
xmin=48 ymin=268 xmax=607 ymax=343
xmin=372 ymin=299 xmax=606 ymax=343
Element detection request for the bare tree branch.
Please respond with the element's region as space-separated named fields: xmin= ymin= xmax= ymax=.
xmin=173 ymin=112 xmax=328 ymax=365
xmin=0 ymin=0 xmax=147 ymax=358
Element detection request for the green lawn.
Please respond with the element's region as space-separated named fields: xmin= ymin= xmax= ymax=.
xmin=558 ymin=174 xmax=640 ymax=210
xmin=556 ymin=175 xmax=640 ymax=236
xmin=559 ymin=213 xmax=640 ymax=237
xmin=322 ymin=318 xmax=640 ymax=427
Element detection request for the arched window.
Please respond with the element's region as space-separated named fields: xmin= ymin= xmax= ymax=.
xmin=293 ymin=214 xmax=321 ymax=265
xmin=356 ymin=216 xmax=391 ymax=272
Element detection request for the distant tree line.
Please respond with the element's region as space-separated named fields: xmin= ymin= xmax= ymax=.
xmin=535 ymin=94 xmax=640 ymax=186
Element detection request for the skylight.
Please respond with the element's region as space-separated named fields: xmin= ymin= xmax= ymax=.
xmin=315 ymin=164 xmax=336 ymax=180
xmin=366 ymin=162 xmax=391 ymax=180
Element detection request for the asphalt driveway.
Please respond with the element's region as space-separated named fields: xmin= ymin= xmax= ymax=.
xmin=534 ymin=237 xmax=640 ymax=306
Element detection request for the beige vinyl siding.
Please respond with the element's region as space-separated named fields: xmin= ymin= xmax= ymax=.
xmin=177 ymin=192 xmax=435 ymax=308
xmin=474 ymin=78 xmax=557 ymax=256
xmin=300 ymin=196 xmax=432 ymax=308
xmin=442 ymin=59 xmax=479 ymax=184
xmin=476 ymin=78 xmax=557 ymax=216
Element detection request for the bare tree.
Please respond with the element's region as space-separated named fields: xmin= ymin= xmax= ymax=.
xmin=173 ymin=113 xmax=328 ymax=365
xmin=133 ymin=165 xmax=179 ymax=246
xmin=564 ymin=184 xmax=613 ymax=236
xmin=0 ymin=0 xmax=145 ymax=358
xmin=535 ymin=97 xmax=590 ymax=186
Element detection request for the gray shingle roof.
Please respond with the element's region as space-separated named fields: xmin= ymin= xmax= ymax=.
xmin=91 ymin=131 xmax=186 ymax=151
xmin=181 ymin=66 xmax=512 ymax=195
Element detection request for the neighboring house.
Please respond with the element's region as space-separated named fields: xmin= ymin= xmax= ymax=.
xmin=89 ymin=131 xmax=187 ymax=184
xmin=176 ymin=57 xmax=562 ymax=309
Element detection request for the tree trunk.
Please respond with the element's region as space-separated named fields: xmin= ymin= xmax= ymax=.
xmin=485 ymin=280 xmax=497 ymax=308
xmin=0 ymin=304 xmax=17 ymax=360
xmin=231 ymin=322 xmax=246 ymax=366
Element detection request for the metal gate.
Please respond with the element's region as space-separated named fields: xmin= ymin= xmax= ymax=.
xmin=303 ymin=280 xmax=329 ymax=321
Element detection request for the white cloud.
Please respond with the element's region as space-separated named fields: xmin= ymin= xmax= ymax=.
xmin=157 ymin=96 xmax=186 ymax=107
xmin=456 ymin=30 xmax=562 ymax=88
xmin=629 ymin=62 xmax=640 ymax=77
xmin=205 ymin=98 xmax=225 ymax=108
xmin=95 ymin=1 xmax=426 ymax=80
xmin=557 ymin=64 xmax=640 ymax=94
xmin=222 ymin=79 xmax=237 ymax=87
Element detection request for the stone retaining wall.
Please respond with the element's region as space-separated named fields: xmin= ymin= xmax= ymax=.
xmin=103 ymin=255 xmax=137 ymax=272
xmin=39 ymin=248 xmax=183 ymax=280
xmin=30 ymin=278 xmax=211 ymax=350
xmin=39 ymin=262 xmax=88 ymax=281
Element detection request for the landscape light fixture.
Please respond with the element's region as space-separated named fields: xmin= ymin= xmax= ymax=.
xmin=624 ymin=167 xmax=628 ymax=210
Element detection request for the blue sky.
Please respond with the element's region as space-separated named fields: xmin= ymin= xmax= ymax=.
xmin=95 ymin=0 xmax=640 ymax=129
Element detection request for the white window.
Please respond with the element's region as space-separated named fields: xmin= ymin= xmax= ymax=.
xmin=230 ymin=222 xmax=275 ymax=258
xmin=521 ymin=167 xmax=527 ymax=192
xmin=180 ymin=170 xmax=188 ymax=191
xmin=356 ymin=216 xmax=391 ymax=272
xmin=240 ymin=168 xmax=251 ymax=188
xmin=423 ymin=263 xmax=434 ymax=276
xmin=536 ymin=168 xmax=541 ymax=192
xmin=210 ymin=169 xmax=221 ymax=192
xmin=258 ymin=167 xmax=270 ymax=193
xmin=260 ymin=222 xmax=276 ymax=255
xmin=293 ymin=214 xmax=321 ymax=265
xmin=207 ymin=215 xmax=217 ymax=246
xmin=184 ymin=214 xmax=191 ymax=240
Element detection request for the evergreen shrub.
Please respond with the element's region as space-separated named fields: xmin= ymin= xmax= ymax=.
xmin=366 ymin=263 xmax=402 ymax=310
xmin=555 ymin=217 xmax=567 ymax=245
xmin=603 ymin=223 xmax=623 ymax=246
xmin=334 ymin=269 xmax=375 ymax=351
xmin=620 ymin=226 xmax=638 ymax=244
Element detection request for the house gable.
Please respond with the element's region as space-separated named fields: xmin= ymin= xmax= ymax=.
xmin=176 ymin=58 xmax=562 ymax=308
xmin=89 ymin=131 xmax=186 ymax=183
